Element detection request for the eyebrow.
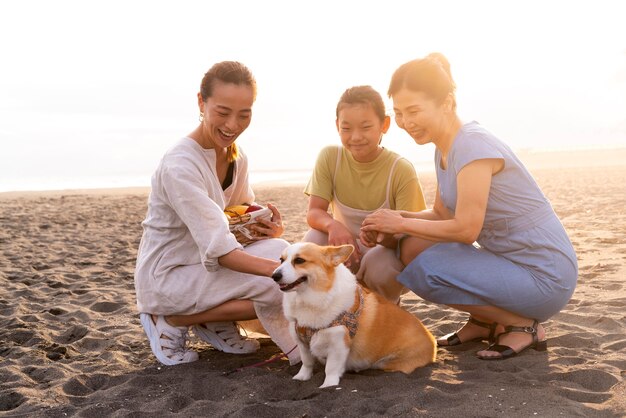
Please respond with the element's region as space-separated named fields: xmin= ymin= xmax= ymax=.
xmin=215 ymin=104 xmax=252 ymax=113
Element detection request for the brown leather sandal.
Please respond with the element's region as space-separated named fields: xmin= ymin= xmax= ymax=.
xmin=476 ymin=319 xmax=548 ymax=360
xmin=437 ymin=317 xmax=498 ymax=347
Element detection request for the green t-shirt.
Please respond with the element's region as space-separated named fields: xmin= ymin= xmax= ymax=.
xmin=304 ymin=145 xmax=426 ymax=212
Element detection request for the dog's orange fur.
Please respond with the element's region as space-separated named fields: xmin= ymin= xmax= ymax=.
xmin=276 ymin=243 xmax=436 ymax=384
xmin=352 ymin=287 xmax=436 ymax=373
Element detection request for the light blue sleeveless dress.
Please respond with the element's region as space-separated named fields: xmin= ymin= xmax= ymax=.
xmin=397 ymin=122 xmax=578 ymax=322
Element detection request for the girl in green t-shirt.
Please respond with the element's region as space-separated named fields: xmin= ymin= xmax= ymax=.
xmin=303 ymin=85 xmax=426 ymax=302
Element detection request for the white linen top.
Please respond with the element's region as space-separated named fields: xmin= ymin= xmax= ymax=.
xmin=135 ymin=137 xmax=254 ymax=286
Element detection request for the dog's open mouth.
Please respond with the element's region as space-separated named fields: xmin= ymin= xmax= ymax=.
xmin=279 ymin=276 xmax=307 ymax=292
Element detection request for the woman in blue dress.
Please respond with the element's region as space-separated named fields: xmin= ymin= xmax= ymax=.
xmin=360 ymin=53 xmax=578 ymax=360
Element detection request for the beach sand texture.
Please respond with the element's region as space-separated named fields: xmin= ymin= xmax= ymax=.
xmin=1 ymin=164 xmax=625 ymax=417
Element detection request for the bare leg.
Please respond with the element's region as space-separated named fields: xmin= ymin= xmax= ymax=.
xmin=357 ymin=246 xmax=405 ymax=303
xmin=447 ymin=304 xmax=546 ymax=357
xmin=399 ymin=236 xmax=437 ymax=266
xmin=165 ymin=300 xmax=257 ymax=327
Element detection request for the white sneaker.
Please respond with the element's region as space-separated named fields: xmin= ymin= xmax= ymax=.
xmin=193 ymin=322 xmax=260 ymax=354
xmin=140 ymin=313 xmax=199 ymax=366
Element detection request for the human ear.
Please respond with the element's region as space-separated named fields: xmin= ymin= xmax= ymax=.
xmin=443 ymin=93 xmax=454 ymax=113
xmin=197 ymin=92 xmax=205 ymax=113
xmin=381 ymin=115 xmax=391 ymax=134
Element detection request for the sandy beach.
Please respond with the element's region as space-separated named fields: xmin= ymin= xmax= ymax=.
xmin=1 ymin=156 xmax=626 ymax=417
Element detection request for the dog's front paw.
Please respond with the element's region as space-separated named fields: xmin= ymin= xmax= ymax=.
xmin=293 ymin=366 xmax=313 ymax=381
xmin=319 ymin=375 xmax=340 ymax=388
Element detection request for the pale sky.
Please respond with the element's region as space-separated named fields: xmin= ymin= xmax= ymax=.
xmin=1 ymin=0 xmax=625 ymax=191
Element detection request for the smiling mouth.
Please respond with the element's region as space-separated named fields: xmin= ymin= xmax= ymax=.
xmin=218 ymin=129 xmax=236 ymax=138
xmin=279 ymin=276 xmax=307 ymax=292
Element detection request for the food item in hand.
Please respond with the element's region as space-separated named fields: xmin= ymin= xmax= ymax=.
xmin=224 ymin=204 xmax=273 ymax=246
xmin=224 ymin=205 xmax=251 ymax=217
xmin=245 ymin=204 xmax=263 ymax=213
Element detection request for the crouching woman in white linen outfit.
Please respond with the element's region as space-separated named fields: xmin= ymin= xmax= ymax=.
xmin=134 ymin=61 xmax=299 ymax=366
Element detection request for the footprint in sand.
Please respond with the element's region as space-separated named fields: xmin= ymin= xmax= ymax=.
xmin=21 ymin=365 xmax=66 ymax=384
xmin=44 ymin=344 xmax=69 ymax=361
xmin=61 ymin=374 xmax=121 ymax=397
xmin=46 ymin=307 xmax=67 ymax=316
xmin=553 ymin=369 xmax=619 ymax=404
xmin=7 ymin=329 xmax=35 ymax=345
xmin=0 ymin=392 xmax=26 ymax=413
xmin=90 ymin=301 xmax=124 ymax=313
xmin=57 ymin=324 xmax=89 ymax=344
xmin=62 ymin=376 xmax=96 ymax=396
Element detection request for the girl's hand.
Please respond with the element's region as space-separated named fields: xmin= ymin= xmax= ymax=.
xmin=359 ymin=230 xmax=378 ymax=248
xmin=327 ymin=220 xmax=361 ymax=270
xmin=359 ymin=229 xmax=398 ymax=249
xmin=250 ymin=203 xmax=284 ymax=238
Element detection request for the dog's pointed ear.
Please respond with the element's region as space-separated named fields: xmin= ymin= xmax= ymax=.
xmin=324 ymin=244 xmax=354 ymax=266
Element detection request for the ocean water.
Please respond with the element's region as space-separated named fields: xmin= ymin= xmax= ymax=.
xmin=0 ymin=170 xmax=314 ymax=193
xmin=0 ymin=163 xmax=439 ymax=193
xmin=6 ymin=146 xmax=626 ymax=193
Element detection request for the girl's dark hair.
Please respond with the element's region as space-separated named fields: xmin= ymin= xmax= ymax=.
xmin=336 ymin=85 xmax=386 ymax=121
xmin=199 ymin=61 xmax=257 ymax=162
xmin=387 ymin=52 xmax=456 ymax=110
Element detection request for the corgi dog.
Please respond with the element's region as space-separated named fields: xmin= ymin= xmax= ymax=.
xmin=272 ymin=242 xmax=436 ymax=388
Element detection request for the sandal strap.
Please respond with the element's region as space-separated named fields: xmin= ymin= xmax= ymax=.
xmin=156 ymin=318 xmax=191 ymax=356
xmin=468 ymin=317 xmax=498 ymax=343
xmin=217 ymin=328 xmax=247 ymax=348
xmin=498 ymin=319 xmax=539 ymax=346
xmin=194 ymin=322 xmax=260 ymax=353
xmin=468 ymin=317 xmax=494 ymax=329
xmin=483 ymin=343 xmax=516 ymax=357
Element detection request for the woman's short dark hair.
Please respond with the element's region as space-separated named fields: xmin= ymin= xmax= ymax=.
xmin=200 ymin=61 xmax=257 ymax=102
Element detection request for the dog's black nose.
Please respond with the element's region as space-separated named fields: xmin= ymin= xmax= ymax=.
xmin=271 ymin=272 xmax=282 ymax=282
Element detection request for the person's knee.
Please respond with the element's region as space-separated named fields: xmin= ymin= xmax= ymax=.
xmin=359 ymin=247 xmax=404 ymax=301
xmin=399 ymin=249 xmax=443 ymax=298
xmin=302 ymin=229 xmax=328 ymax=245
xmin=252 ymin=278 xmax=284 ymax=306
xmin=247 ymin=238 xmax=289 ymax=259
xmin=360 ymin=247 xmax=402 ymax=280
xmin=399 ymin=236 xmax=435 ymax=266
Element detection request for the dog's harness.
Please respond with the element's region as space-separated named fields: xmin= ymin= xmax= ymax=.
xmin=295 ymin=286 xmax=364 ymax=347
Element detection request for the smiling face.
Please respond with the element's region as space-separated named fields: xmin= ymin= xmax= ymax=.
xmin=336 ymin=103 xmax=390 ymax=163
xmin=272 ymin=243 xmax=354 ymax=293
xmin=391 ymin=88 xmax=451 ymax=146
xmin=197 ymin=80 xmax=254 ymax=149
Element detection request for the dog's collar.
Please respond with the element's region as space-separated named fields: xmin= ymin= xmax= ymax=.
xmin=295 ymin=286 xmax=364 ymax=346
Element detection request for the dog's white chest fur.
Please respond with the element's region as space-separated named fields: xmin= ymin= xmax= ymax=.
xmin=283 ymin=267 xmax=356 ymax=329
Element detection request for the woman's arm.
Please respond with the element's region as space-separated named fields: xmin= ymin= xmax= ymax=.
xmin=359 ymin=185 xmax=449 ymax=248
xmin=361 ymin=159 xmax=500 ymax=244
xmin=218 ymin=248 xmax=279 ymax=277
xmin=396 ymin=186 xmax=453 ymax=221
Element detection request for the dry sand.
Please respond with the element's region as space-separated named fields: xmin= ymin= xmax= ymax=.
xmin=1 ymin=160 xmax=625 ymax=417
